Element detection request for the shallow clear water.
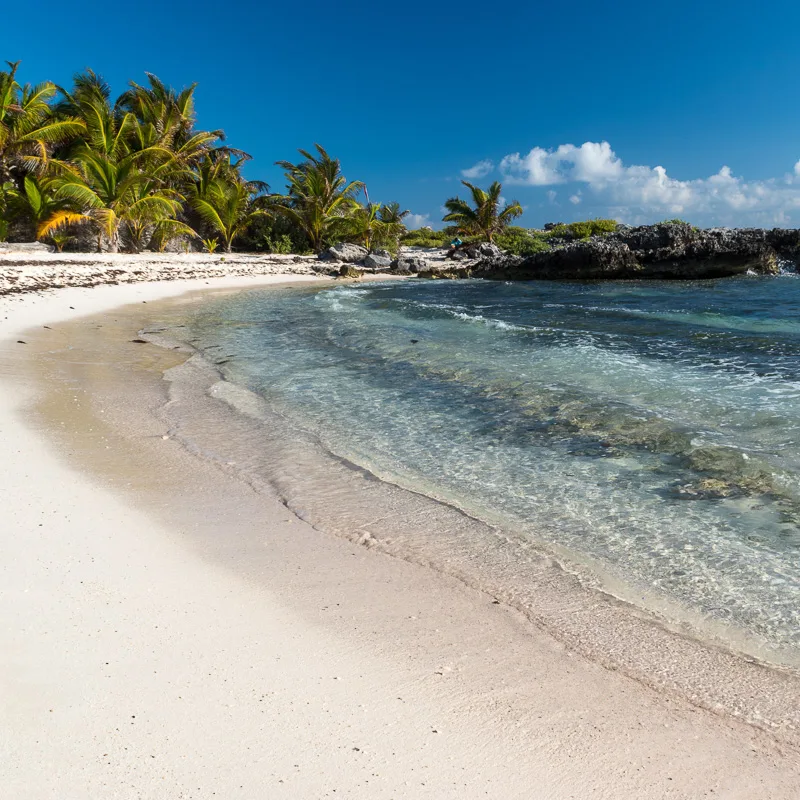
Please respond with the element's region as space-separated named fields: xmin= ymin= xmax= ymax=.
xmin=173 ymin=276 xmax=800 ymax=659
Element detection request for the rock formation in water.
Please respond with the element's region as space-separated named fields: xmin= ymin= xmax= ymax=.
xmin=472 ymin=223 xmax=800 ymax=280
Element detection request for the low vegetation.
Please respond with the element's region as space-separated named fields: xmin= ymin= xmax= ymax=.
xmin=545 ymin=219 xmax=618 ymax=240
xmin=495 ymin=226 xmax=552 ymax=255
xmin=401 ymin=227 xmax=453 ymax=248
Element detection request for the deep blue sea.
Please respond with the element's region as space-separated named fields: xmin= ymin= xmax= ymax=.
xmin=174 ymin=276 xmax=800 ymax=661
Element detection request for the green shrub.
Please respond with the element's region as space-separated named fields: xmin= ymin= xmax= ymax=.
xmin=262 ymin=233 xmax=294 ymax=254
xmin=236 ymin=214 xmax=311 ymax=254
xmin=495 ymin=226 xmax=552 ymax=255
xmin=548 ymin=218 xmax=618 ymax=240
xmin=401 ymin=227 xmax=450 ymax=248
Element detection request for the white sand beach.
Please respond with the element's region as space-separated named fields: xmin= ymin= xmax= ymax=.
xmin=1 ymin=262 xmax=799 ymax=799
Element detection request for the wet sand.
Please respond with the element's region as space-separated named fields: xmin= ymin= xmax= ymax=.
xmin=2 ymin=276 xmax=799 ymax=799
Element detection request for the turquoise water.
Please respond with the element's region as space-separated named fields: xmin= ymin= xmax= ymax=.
xmin=174 ymin=276 xmax=800 ymax=660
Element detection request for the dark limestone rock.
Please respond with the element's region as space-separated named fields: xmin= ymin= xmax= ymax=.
xmin=474 ymin=222 xmax=800 ymax=281
xmin=391 ymin=256 xmax=428 ymax=274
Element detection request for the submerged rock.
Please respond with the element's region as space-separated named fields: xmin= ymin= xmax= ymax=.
xmin=672 ymin=478 xmax=741 ymax=500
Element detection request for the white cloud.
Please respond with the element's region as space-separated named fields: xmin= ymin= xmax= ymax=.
xmin=406 ymin=213 xmax=431 ymax=229
xmin=499 ymin=149 xmax=561 ymax=185
xmin=461 ymin=159 xmax=494 ymax=179
xmin=546 ymin=190 xmax=558 ymax=204
xmin=495 ymin=140 xmax=800 ymax=224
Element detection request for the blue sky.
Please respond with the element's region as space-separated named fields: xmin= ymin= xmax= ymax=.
xmin=10 ymin=0 xmax=800 ymax=228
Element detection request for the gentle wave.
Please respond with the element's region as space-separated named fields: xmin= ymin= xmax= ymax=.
xmin=170 ymin=277 xmax=800 ymax=661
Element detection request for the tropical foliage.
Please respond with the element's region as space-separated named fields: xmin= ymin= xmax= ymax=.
xmin=0 ymin=64 xmax=411 ymax=254
xmin=442 ymin=180 xmax=523 ymax=242
xmin=269 ymin=144 xmax=364 ymax=252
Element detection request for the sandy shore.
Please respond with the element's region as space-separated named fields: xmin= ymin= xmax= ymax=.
xmin=1 ymin=272 xmax=799 ymax=799
xmin=0 ymin=247 xmax=321 ymax=295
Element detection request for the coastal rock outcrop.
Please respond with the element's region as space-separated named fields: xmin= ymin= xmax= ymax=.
xmin=392 ymin=255 xmax=428 ymax=273
xmin=319 ymin=242 xmax=368 ymax=263
xmin=467 ymin=241 xmax=504 ymax=259
xmin=474 ymin=223 xmax=800 ymax=281
xmin=363 ymin=252 xmax=392 ymax=269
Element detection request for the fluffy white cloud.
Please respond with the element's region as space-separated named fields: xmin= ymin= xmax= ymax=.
xmin=461 ymin=159 xmax=494 ymax=179
xmin=405 ymin=213 xmax=432 ymax=229
xmin=499 ymin=149 xmax=561 ymax=185
xmin=487 ymin=140 xmax=800 ymax=223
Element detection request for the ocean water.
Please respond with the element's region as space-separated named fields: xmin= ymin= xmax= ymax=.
xmin=166 ymin=276 xmax=800 ymax=664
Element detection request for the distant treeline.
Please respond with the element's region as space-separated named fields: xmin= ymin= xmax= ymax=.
xmin=0 ymin=62 xmax=413 ymax=254
xmin=0 ymin=61 xmax=623 ymax=256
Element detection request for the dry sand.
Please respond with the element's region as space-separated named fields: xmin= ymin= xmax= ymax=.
xmin=1 ymin=266 xmax=799 ymax=799
xmin=0 ymin=246 xmax=320 ymax=295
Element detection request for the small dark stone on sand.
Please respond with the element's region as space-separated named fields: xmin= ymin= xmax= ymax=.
xmin=130 ymin=338 xmax=148 ymax=344
xmin=16 ymin=340 xmax=25 ymax=344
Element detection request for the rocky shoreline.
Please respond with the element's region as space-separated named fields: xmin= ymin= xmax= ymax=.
xmin=5 ymin=222 xmax=799 ymax=296
xmin=314 ymin=223 xmax=800 ymax=281
xmin=471 ymin=223 xmax=800 ymax=280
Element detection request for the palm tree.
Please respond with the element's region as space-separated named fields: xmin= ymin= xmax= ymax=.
xmin=378 ymin=201 xmax=409 ymax=252
xmin=38 ymin=91 xmax=185 ymax=252
xmin=118 ymin=74 xmax=223 ymax=170
xmin=343 ymin=201 xmax=407 ymax=251
xmin=378 ymin=201 xmax=410 ymax=225
xmin=189 ymin=157 xmax=267 ymax=252
xmin=0 ymin=181 xmax=13 ymax=241
xmin=270 ymin=144 xmax=363 ymax=252
xmin=442 ymin=180 xmax=523 ymax=242
xmin=0 ymin=61 xmax=84 ymax=186
xmin=7 ymin=175 xmax=71 ymax=240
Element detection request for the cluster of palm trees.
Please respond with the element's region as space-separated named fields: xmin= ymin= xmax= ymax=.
xmin=1 ymin=61 xmax=526 ymax=255
xmin=0 ymin=62 xmax=411 ymax=253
